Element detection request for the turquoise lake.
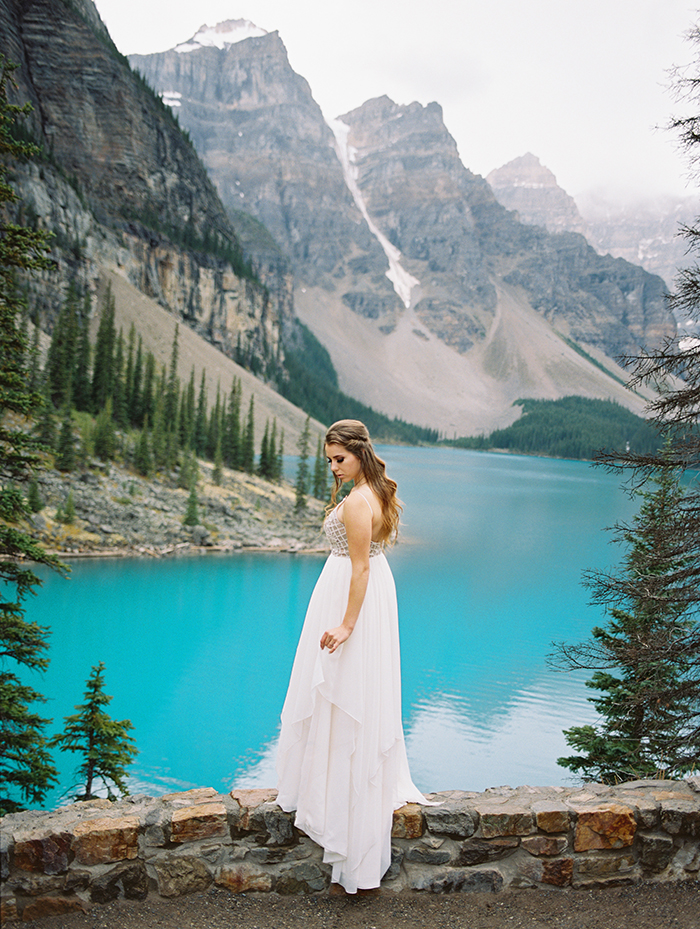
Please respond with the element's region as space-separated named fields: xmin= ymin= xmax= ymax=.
xmin=26 ymin=446 xmax=638 ymax=807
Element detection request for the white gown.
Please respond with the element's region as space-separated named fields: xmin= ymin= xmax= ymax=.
xmin=276 ymin=498 xmax=427 ymax=893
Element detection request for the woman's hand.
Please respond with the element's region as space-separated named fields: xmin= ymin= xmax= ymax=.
xmin=320 ymin=625 xmax=351 ymax=653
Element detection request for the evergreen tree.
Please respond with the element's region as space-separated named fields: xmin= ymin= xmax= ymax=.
xmin=130 ymin=336 xmax=144 ymax=426
xmin=553 ymin=456 xmax=700 ymax=782
xmin=223 ymin=377 xmax=241 ymax=469
xmin=164 ymin=323 xmax=180 ymax=427
xmin=194 ymin=369 xmax=208 ymax=456
xmin=240 ymin=395 xmax=255 ymax=474
xmin=27 ymin=316 xmax=41 ymax=394
xmin=27 ymin=479 xmax=43 ymax=513
xmin=258 ymin=420 xmax=271 ymax=479
xmin=50 ymin=663 xmax=137 ymax=801
xmin=151 ymin=391 xmax=166 ymax=470
xmin=180 ymin=367 xmax=196 ymax=451
xmin=206 ymin=381 xmax=222 ymax=460
xmin=140 ymin=349 xmax=156 ymax=429
xmin=312 ymin=436 xmax=329 ymax=500
xmin=133 ymin=418 xmax=152 ymax=477
xmin=111 ymin=328 xmax=127 ymax=428
xmin=35 ymin=380 xmax=56 ymax=449
xmin=91 ymin=285 xmax=116 ymax=413
xmin=295 ymin=416 xmax=311 ymax=512
xmin=0 ymin=56 xmax=63 ymax=813
xmin=93 ymin=398 xmax=116 ymax=461
xmin=73 ymin=294 xmax=92 ymax=413
xmin=184 ymin=477 xmax=199 ymax=526
xmin=212 ymin=438 xmax=223 ymax=486
xmin=61 ymin=490 xmax=76 ymax=525
xmin=277 ymin=428 xmax=285 ymax=483
xmin=46 ymin=284 xmax=79 ymax=409
xmin=124 ymin=323 xmax=135 ymax=423
xmin=55 ymin=403 xmax=76 ymax=472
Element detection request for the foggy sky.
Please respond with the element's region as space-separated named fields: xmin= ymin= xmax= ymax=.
xmin=93 ymin=0 xmax=699 ymax=202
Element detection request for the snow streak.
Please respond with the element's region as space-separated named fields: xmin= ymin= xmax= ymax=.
xmin=175 ymin=20 xmax=267 ymax=54
xmin=329 ymin=118 xmax=419 ymax=310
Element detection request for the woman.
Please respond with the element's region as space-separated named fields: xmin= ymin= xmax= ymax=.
xmin=276 ymin=419 xmax=429 ymax=894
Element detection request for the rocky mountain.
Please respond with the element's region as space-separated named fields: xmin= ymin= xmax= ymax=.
xmin=132 ymin=23 xmax=674 ymax=434
xmin=488 ymin=153 xmax=698 ymax=294
xmin=1 ymin=0 xmax=298 ymax=427
xmin=487 ymin=153 xmax=588 ymax=237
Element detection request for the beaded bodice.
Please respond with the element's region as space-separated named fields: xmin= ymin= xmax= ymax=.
xmin=325 ymin=501 xmax=383 ymax=558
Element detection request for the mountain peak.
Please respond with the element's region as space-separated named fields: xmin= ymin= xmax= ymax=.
xmin=174 ymin=19 xmax=268 ymax=54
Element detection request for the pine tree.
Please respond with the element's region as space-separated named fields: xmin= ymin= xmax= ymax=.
xmin=46 ymin=284 xmax=79 ymax=409
xmin=27 ymin=315 xmax=41 ymax=394
xmin=55 ymin=403 xmax=76 ymax=472
xmin=553 ymin=456 xmax=700 ymax=782
xmin=35 ymin=380 xmax=56 ymax=449
xmin=133 ymin=418 xmax=152 ymax=477
xmin=140 ymin=350 xmax=156 ymax=429
xmin=0 ymin=56 xmax=63 ymax=813
xmin=212 ymin=438 xmax=223 ymax=486
xmin=180 ymin=367 xmax=196 ymax=451
xmin=91 ymin=284 xmax=116 ymax=413
xmin=258 ymin=420 xmax=271 ymax=479
xmin=312 ymin=436 xmax=329 ymax=499
xmin=165 ymin=324 xmax=179 ymax=427
xmin=72 ymin=293 xmax=92 ymax=413
xmin=240 ymin=395 xmax=255 ymax=473
xmin=124 ymin=323 xmax=135 ymax=423
xmin=50 ymin=663 xmax=137 ymax=801
xmin=27 ymin=479 xmax=43 ymax=513
xmin=223 ymin=377 xmax=241 ymax=469
xmin=295 ymin=416 xmax=311 ymax=512
xmin=151 ymin=391 xmax=166 ymax=470
xmin=61 ymin=490 xmax=76 ymax=525
xmin=184 ymin=477 xmax=199 ymax=526
xmin=93 ymin=398 xmax=116 ymax=461
xmin=111 ymin=328 xmax=127 ymax=428
xmin=130 ymin=336 xmax=144 ymax=426
xmin=194 ymin=369 xmax=208 ymax=456
xmin=277 ymin=428 xmax=285 ymax=483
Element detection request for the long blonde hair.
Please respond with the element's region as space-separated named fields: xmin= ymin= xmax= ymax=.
xmin=325 ymin=420 xmax=402 ymax=544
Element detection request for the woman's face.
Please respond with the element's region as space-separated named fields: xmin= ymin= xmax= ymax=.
xmin=325 ymin=443 xmax=363 ymax=484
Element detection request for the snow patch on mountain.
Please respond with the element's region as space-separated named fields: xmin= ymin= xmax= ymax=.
xmin=175 ymin=20 xmax=267 ymax=54
xmin=329 ymin=118 xmax=420 ymax=309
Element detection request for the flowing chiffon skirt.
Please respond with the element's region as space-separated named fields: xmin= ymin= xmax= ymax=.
xmin=276 ymin=551 xmax=426 ymax=893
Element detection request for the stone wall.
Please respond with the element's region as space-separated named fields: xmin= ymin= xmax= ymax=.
xmin=2 ymin=779 xmax=699 ymax=922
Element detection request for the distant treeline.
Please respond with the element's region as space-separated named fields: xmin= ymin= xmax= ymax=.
xmin=279 ymin=323 xmax=439 ymax=445
xmin=448 ymin=396 xmax=661 ymax=460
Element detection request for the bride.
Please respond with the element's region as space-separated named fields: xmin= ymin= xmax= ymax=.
xmin=276 ymin=419 xmax=429 ymax=894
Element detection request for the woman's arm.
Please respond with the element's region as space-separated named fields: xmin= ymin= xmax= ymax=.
xmin=320 ymin=493 xmax=373 ymax=653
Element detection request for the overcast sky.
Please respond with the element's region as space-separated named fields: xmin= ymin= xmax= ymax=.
xmin=93 ymin=0 xmax=699 ymax=203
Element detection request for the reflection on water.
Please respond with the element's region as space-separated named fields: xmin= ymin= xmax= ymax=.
xmin=28 ymin=447 xmax=634 ymax=807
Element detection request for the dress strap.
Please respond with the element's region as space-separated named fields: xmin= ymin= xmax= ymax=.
xmin=353 ymin=491 xmax=375 ymax=516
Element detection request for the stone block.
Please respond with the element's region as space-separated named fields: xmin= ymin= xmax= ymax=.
xmin=423 ymin=801 xmax=477 ymax=838
xmin=392 ymin=803 xmax=424 ymax=838
xmin=383 ymin=845 xmax=404 ymax=882
xmin=19 ymin=896 xmax=87 ymax=921
xmin=13 ymin=830 xmax=73 ymax=874
xmin=573 ymin=804 xmax=636 ymax=851
xmin=72 ymin=815 xmax=139 ymax=865
xmin=456 ymin=837 xmax=519 ymax=866
xmin=89 ymin=861 xmax=149 ymax=903
xmin=162 ymin=787 xmax=219 ymax=803
xmin=660 ymin=800 xmax=700 ymax=837
xmin=531 ymin=801 xmax=571 ymax=834
xmin=405 ymin=843 xmax=452 ymax=865
xmin=170 ymin=802 xmax=228 ymax=844
xmin=0 ymin=830 xmax=10 ymax=881
xmin=474 ymin=804 xmax=535 ymax=838
xmin=215 ymin=863 xmax=273 ymax=893
xmin=687 ymin=775 xmax=700 ymax=794
xmin=542 ymin=858 xmax=574 ymax=887
xmin=275 ymin=862 xmax=326 ymax=894
xmin=10 ymin=873 xmax=64 ymax=896
xmin=153 ymin=855 xmax=213 ymax=897
xmin=638 ymin=833 xmax=676 ymax=872
xmin=412 ymin=867 xmax=503 ymax=894
xmin=521 ymin=835 xmax=568 ymax=857
xmin=573 ymin=853 xmax=637 ymax=887
xmin=0 ymin=897 xmax=18 ymax=922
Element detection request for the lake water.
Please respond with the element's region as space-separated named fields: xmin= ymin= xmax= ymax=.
xmin=26 ymin=447 xmax=637 ymax=808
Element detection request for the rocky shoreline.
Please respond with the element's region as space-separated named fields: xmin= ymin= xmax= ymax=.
xmin=21 ymin=460 xmax=329 ymax=559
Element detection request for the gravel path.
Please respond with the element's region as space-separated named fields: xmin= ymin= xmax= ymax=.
xmin=19 ymin=883 xmax=700 ymax=929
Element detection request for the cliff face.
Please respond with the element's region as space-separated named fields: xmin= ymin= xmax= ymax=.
xmin=131 ymin=28 xmax=674 ymax=426
xmin=2 ymin=0 xmax=290 ymax=369
xmin=487 ymin=153 xmax=588 ymax=237
xmin=130 ymin=28 xmax=391 ymax=296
